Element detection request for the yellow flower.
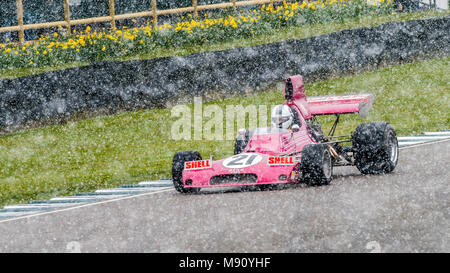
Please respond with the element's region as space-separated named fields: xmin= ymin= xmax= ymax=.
xmin=29 ymin=61 xmax=33 ymax=65
xmin=102 ymin=46 xmax=106 ymax=51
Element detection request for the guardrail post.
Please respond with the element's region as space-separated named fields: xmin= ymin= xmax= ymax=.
xmin=63 ymin=0 xmax=72 ymax=35
xmin=16 ymin=0 xmax=24 ymax=42
xmin=231 ymin=0 xmax=237 ymax=11
xmin=151 ymin=0 xmax=158 ymax=28
xmin=109 ymin=0 xmax=116 ymax=30
xmin=193 ymin=0 xmax=198 ymax=17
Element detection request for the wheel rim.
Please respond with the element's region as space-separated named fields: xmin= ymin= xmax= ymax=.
xmin=387 ymin=131 xmax=398 ymax=163
xmin=323 ymin=150 xmax=332 ymax=179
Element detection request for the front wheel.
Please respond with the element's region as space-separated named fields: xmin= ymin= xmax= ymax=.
xmin=300 ymin=144 xmax=333 ymax=186
xmin=353 ymin=122 xmax=399 ymax=175
xmin=172 ymin=151 xmax=202 ymax=193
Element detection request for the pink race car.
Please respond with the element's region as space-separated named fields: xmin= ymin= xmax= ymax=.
xmin=172 ymin=75 xmax=399 ymax=193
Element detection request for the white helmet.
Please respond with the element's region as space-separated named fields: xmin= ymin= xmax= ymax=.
xmin=271 ymin=105 xmax=293 ymax=129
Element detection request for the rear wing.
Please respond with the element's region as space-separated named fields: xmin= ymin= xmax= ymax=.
xmin=306 ymin=94 xmax=375 ymax=118
xmin=284 ymin=75 xmax=375 ymax=119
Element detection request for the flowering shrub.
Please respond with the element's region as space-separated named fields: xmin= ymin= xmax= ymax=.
xmin=0 ymin=0 xmax=394 ymax=70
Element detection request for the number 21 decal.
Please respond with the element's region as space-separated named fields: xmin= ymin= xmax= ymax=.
xmin=222 ymin=153 xmax=263 ymax=169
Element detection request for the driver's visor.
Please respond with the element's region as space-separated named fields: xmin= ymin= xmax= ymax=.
xmin=272 ymin=116 xmax=290 ymax=124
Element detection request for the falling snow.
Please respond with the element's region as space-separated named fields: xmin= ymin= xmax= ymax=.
xmin=0 ymin=1 xmax=449 ymax=254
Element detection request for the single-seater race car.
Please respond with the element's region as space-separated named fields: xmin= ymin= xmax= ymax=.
xmin=172 ymin=75 xmax=398 ymax=193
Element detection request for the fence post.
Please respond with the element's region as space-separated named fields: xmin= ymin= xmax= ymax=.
xmin=63 ymin=0 xmax=72 ymax=35
xmin=109 ymin=0 xmax=116 ymax=29
xmin=231 ymin=0 xmax=237 ymax=11
xmin=151 ymin=0 xmax=158 ymax=28
xmin=193 ymin=0 xmax=198 ymax=17
xmin=16 ymin=0 xmax=24 ymax=42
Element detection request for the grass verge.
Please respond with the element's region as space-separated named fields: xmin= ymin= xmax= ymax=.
xmin=0 ymin=57 xmax=449 ymax=206
xmin=0 ymin=9 xmax=448 ymax=79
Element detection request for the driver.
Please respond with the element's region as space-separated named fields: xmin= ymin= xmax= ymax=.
xmin=271 ymin=105 xmax=294 ymax=129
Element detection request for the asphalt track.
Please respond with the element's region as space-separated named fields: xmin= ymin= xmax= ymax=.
xmin=0 ymin=139 xmax=448 ymax=252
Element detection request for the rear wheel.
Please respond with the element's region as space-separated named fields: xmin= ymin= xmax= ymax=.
xmin=353 ymin=122 xmax=398 ymax=174
xmin=234 ymin=138 xmax=247 ymax=155
xmin=234 ymin=131 xmax=249 ymax=155
xmin=300 ymin=144 xmax=333 ymax=186
xmin=172 ymin=151 xmax=202 ymax=193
